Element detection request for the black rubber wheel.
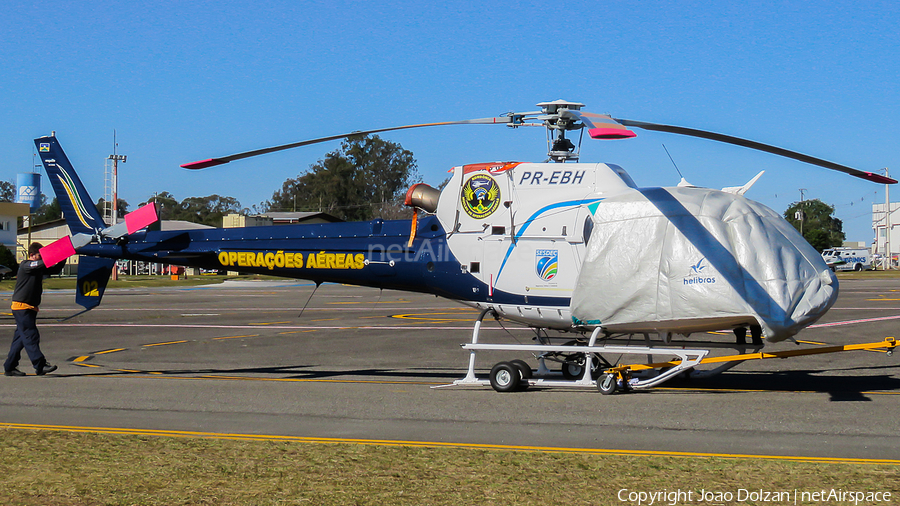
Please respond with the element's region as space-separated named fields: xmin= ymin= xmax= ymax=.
xmin=509 ymin=359 xmax=533 ymax=379
xmin=597 ymin=373 xmax=618 ymax=395
xmin=561 ymin=354 xmax=586 ymax=380
xmin=489 ymin=362 xmax=522 ymax=392
xmin=855 ymin=263 xmax=863 ymax=272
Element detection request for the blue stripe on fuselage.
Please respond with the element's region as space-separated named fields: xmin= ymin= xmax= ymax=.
xmin=495 ymin=198 xmax=602 ymax=279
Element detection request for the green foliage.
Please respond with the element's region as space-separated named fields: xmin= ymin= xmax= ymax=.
xmin=33 ymin=196 xmax=61 ymax=225
xmin=1 ymin=429 xmax=898 ymax=505
xmin=267 ymin=135 xmax=418 ymax=221
xmin=95 ymin=197 xmax=131 ymax=217
xmin=0 ymin=244 xmax=17 ymax=273
xmin=0 ymin=181 xmax=14 ymax=202
xmin=143 ymin=192 xmax=241 ymax=227
xmin=784 ymin=199 xmax=845 ymax=252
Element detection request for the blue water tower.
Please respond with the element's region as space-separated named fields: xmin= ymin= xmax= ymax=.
xmin=16 ymin=172 xmax=41 ymax=213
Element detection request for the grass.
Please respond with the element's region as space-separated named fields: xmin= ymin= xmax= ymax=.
xmin=0 ymin=428 xmax=897 ymax=505
xmin=835 ymin=269 xmax=900 ymax=279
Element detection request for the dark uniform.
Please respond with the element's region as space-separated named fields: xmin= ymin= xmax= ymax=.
xmin=4 ymin=257 xmax=64 ymax=375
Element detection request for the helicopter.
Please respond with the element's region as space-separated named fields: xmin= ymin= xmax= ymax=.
xmin=35 ymin=100 xmax=898 ymax=393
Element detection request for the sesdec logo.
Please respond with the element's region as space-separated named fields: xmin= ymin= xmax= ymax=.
xmin=535 ymin=249 xmax=558 ymax=280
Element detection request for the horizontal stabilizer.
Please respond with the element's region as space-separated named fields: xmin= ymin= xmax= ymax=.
xmin=101 ymin=203 xmax=159 ymax=239
xmin=721 ymin=171 xmax=764 ymax=196
xmin=39 ymin=236 xmax=76 ymax=267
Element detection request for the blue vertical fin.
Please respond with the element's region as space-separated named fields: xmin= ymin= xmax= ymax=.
xmin=34 ymin=135 xmax=106 ymax=235
xmin=75 ymin=256 xmax=115 ymax=310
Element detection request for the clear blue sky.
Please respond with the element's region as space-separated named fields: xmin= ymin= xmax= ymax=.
xmin=2 ymin=0 xmax=898 ymax=242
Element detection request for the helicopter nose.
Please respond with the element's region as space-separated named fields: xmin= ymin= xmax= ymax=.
xmin=571 ymin=186 xmax=838 ymax=342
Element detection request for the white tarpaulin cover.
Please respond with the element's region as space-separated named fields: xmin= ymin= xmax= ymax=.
xmin=570 ymin=187 xmax=838 ymax=342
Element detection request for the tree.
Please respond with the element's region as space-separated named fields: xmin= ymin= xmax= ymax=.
xmin=266 ymin=135 xmax=418 ymax=221
xmin=0 ymin=244 xmax=16 ymax=273
xmin=142 ymin=192 xmax=242 ymax=227
xmin=145 ymin=192 xmax=180 ymax=221
xmin=784 ymin=199 xmax=845 ymax=252
xmin=95 ymin=198 xmax=130 ymax=218
xmin=33 ymin=196 xmax=61 ymax=225
xmin=0 ymin=181 xmax=14 ymax=202
xmin=179 ymin=195 xmax=242 ymax=226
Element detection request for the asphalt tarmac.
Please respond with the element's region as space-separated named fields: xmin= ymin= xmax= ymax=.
xmin=1 ymin=277 xmax=899 ymax=460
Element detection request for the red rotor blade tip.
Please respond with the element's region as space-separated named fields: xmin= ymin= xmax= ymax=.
xmin=588 ymin=127 xmax=637 ymax=140
xmin=859 ymin=172 xmax=899 ymax=184
xmin=181 ymin=159 xmax=227 ymax=170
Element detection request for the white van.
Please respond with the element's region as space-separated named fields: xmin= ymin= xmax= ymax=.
xmin=821 ymin=248 xmax=871 ymax=272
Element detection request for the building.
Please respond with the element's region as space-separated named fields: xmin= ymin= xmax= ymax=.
xmin=16 ymin=218 xmax=78 ymax=275
xmin=222 ymin=212 xmax=342 ymax=228
xmin=0 ymin=202 xmax=30 ymax=257
xmin=872 ymin=202 xmax=900 ymax=267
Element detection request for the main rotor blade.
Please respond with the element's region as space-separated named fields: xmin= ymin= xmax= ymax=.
xmin=181 ymin=117 xmax=513 ymax=170
xmin=561 ymin=110 xmax=636 ymax=139
xmin=614 ymin=119 xmax=897 ymax=184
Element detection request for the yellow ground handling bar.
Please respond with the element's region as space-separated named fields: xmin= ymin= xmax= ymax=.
xmin=609 ymin=337 xmax=898 ymax=375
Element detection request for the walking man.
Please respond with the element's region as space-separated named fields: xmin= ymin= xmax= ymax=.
xmin=4 ymin=242 xmax=65 ymax=377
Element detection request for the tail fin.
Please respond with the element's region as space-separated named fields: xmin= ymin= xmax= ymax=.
xmin=76 ymin=256 xmax=115 ymax=310
xmin=34 ymin=135 xmax=106 ymax=235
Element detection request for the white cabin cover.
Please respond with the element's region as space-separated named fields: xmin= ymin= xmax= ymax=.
xmin=570 ymin=187 xmax=838 ymax=342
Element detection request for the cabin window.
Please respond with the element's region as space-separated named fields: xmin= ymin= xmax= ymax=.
xmin=491 ymin=226 xmax=505 ymax=235
xmin=470 ymin=262 xmax=480 ymax=273
xmin=583 ymin=217 xmax=594 ymax=246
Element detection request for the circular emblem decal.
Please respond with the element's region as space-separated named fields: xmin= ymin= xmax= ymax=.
xmin=461 ymin=175 xmax=501 ymax=219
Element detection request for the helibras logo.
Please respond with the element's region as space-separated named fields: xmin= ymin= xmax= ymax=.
xmin=683 ymin=258 xmax=716 ymax=286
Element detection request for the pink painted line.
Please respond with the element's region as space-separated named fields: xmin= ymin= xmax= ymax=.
xmin=809 ymin=314 xmax=900 ymax=328
xmin=27 ymin=323 xmax=521 ymax=331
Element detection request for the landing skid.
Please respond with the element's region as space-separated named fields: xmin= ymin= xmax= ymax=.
xmin=437 ymin=309 xmax=899 ymax=394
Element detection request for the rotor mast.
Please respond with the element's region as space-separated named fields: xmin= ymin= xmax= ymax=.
xmin=537 ymin=100 xmax=586 ymax=162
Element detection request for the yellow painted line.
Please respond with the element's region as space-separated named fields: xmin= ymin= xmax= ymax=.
xmin=94 ymin=348 xmax=126 ymax=355
xmin=1 ymin=423 xmax=898 ymax=465
xmin=143 ymin=340 xmax=188 ymax=347
xmin=74 ymin=363 xmax=102 ymax=368
xmin=72 ymin=356 xmax=91 ymax=363
xmin=249 ymin=321 xmax=292 ymax=326
xmin=867 ymin=298 xmax=900 ymax=301
xmin=114 ymin=369 xmax=142 ymax=373
xmin=795 ymin=340 xmax=827 ymax=345
xmin=311 ymin=318 xmax=338 ymax=322
xmin=212 ymin=334 xmax=259 ymax=340
xmin=276 ymin=330 xmax=317 ymax=335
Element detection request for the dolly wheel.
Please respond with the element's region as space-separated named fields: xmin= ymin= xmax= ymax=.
xmin=509 ymin=359 xmax=533 ymax=379
xmin=597 ymin=373 xmax=618 ymax=395
xmin=489 ymin=362 xmax=522 ymax=392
